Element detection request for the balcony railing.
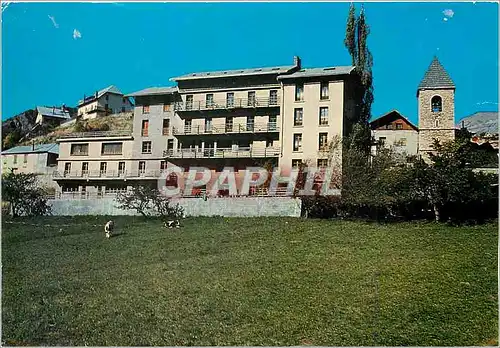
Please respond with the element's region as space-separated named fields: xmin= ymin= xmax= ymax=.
xmin=174 ymin=96 xmax=280 ymax=112
xmin=60 ymin=130 xmax=132 ymax=139
xmin=173 ymin=122 xmax=279 ymax=135
xmin=53 ymin=169 xmax=171 ymax=179
xmin=163 ymin=146 xmax=280 ymax=159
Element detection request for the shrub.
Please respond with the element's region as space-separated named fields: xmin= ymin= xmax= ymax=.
xmin=115 ymin=185 xmax=184 ymax=220
xmin=2 ymin=170 xmax=52 ymax=217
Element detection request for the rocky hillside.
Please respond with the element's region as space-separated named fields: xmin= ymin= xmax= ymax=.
xmin=18 ymin=112 xmax=134 ymax=146
xmin=2 ymin=106 xmax=78 ymax=150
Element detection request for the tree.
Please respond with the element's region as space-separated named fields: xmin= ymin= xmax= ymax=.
xmin=343 ymin=4 xmax=374 ymax=155
xmin=409 ymin=139 xmax=497 ymax=222
xmin=2 ymin=170 xmax=52 ymax=217
xmin=115 ymin=185 xmax=184 ymax=220
xmin=344 ymin=3 xmax=357 ymax=66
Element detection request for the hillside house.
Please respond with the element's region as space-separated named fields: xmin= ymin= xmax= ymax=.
xmin=77 ymin=85 xmax=134 ymax=120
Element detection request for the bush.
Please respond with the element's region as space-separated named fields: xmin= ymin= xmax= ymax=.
xmin=115 ymin=185 xmax=184 ymax=220
xmin=2 ymin=170 xmax=52 ymax=217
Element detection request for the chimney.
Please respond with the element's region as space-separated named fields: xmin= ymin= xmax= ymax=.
xmin=293 ymin=55 xmax=301 ymax=69
xmin=462 ymin=120 xmax=465 ymax=129
xmin=95 ymin=90 xmax=98 ymax=99
xmin=32 ymin=141 xmax=35 ymax=151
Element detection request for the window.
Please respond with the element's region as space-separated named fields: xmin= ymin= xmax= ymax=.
xmin=186 ymin=95 xmax=193 ymax=110
xmin=142 ymin=141 xmax=152 ymax=154
xmin=320 ymin=82 xmax=329 ymax=100
xmin=70 ymin=143 xmax=89 ymax=156
xmin=82 ymin=162 xmax=89 ymax=174
xmin=101 ymin=142 xmax=123 ymax=155
xmin=269 ymin=90 xmax=278 ymax=105
xmin=205 ymin=118 xmax=212 ymax=133
xmin=431 ymin=96 xmax=442 ymax=112
xmin=105 ymin=95 xmax=109 ymax=101
xmin=160 ymin=160 xmax=168 ymax=171
xmin=295 ymin=84 xmax=304 ymax=101
xmin=292 ymin=159 xmax=302 ymax=168
xmin=118 ymin=162 xmax=125 ymax=175
xmin=206 ymin=94 xmax=214 ymax=108
xmin=226 ymin=117 xmax=233 ymax=132
xmin=185 ymin=119 xmax=192 ymax=133
xmin=399 ymin=138 xmax=407 ymax=146
xmin=294 ymin=108 xmax=303 ymax=126
xmin=248 ymin=91 xmax=256 ymax=106
xmin=64 ymin=163 xmax=71 ymax=175
xmin=100 ymin=162 xmax=107 ymax=175
xmin=163 ymin=103 xmax=171 ymax=112
xmin=23 ymin=154 xmax=28 ymax=164
xmin=121 ymin=107 xmax=125 ymax=113
xmin=167 ymin=139 xmax=174 ymax=150
xmin=435 ymin=119 xmax=439 ymax=127
xmin=386 ymin=124 xmax=393 ymax=130
xmin=247 ymin=116 xmax=254 ymax=132
xmin=12 ymin=155 xmax=18 ymax=164
xmin=319 ymin=107 xmax=329 ymax=126
xmin=105 ymin=184 xmax=128 ymax=194
xmin=123 ymin=97 xmax=127 ymax=103
xmin=105 ymin=104 xmax=109 ymax=110
xmin=139 ymin=161 xmax=146 ymax=174
xmin=141 ymin=120 xmax=149 ymax=137
xmin=268 ymin=115 xmax=277 ymax=131
xmin=319 ymin=132 xmax=328 ymax=150
xmin=293 ymin=133 xmax=302 ymax=152
xmin=226 ymin=93 xmax=234 ymax=108
xmin=163 ymin=119 xmax=170 ymax=135
xmin=317 ymin=159 xmax=328 ymax=167
xmin=266 ymin=139 xmax=273 ymax=147
xmin=379 ymin=137 xmax=386 ymax=146
xmin=396 ymin=123 xmax=403 ymax=130
xmin=142 ymin=105 xmax=150 ymax=114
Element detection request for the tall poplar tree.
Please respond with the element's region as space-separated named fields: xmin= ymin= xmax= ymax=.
xmin=344 ymin=4 xmax=374 ymax=154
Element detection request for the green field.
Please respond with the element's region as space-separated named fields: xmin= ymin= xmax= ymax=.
xmin=2 ymin=216 xmax=498 ymax=346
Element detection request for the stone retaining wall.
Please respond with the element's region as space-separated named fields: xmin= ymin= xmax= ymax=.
xmin=48 ymin=197 xmax=302 ymax=217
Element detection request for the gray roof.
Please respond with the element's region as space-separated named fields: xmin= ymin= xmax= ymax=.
xmin=78 ymin=85 xmax=124 ymax=104
xmin=456 ymin=111 xmax=498 ymax=135
xmin=418 ymin=57 xmax=455 ymax=90
xmin=36 ymin=106 xmax=71 ymax=120
xmin=2 ymin=143 xmax=59 ymax=155
xmin=170 ymin=65 xmax=297 ymax=81
xmin=125 ymin=86 xmax=178 ymax=97
xmin=277 ymin=66 xmax=356 ymax=80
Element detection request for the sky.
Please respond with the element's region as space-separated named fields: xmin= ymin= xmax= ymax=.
xmin=2 ymin=1 xmax=498 ymax=125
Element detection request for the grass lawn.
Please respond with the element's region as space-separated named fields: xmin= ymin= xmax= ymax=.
xmin=2 ymin=216 xmax=498 ymax=346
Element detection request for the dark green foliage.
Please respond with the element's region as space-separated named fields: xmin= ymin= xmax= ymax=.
xmin=2 ymin=130 xmax=21 ymax=149
xmin=343 ymin=4 xmax=374 ymax=154
xmin=304 ymin=136 xmax=497 ymax=224
xmin=115 ymin=185 xmax=184 ymax=220
xmin=1 ymin=170 xmax=52 ymax=217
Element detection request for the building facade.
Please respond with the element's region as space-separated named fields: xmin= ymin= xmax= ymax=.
xmin=1 ymin=143 xmax=59 ymax=189
xmin=53 ymin=56 xmax=361 ymax=195
xmin=370 ymin=110 xmax=419 ymax=157
xmin=77 ymin=85 xmax=134 ymax=120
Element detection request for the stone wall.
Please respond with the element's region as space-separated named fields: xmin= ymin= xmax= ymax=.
xmin=48 ymin=197 xmax=302 ymax=217
xmin=418 ymin=89 xmax=455 ymax=153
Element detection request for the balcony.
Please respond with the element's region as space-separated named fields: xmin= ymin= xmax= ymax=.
xmin=174 ymin=96 xmax=280 ymax=112
xmin=173 ymin=122 xmax=279 ymax=136
xmin=53 ymin=169 xmax=175 ymax=180
xmin=163 ymin=146 xmax=280 ymax=159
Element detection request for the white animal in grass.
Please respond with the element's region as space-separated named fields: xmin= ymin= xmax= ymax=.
xmin=104 ymin=220 xmax=114 ymax=238
xmin=164 ymin=220 xmax=180 ymax=229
